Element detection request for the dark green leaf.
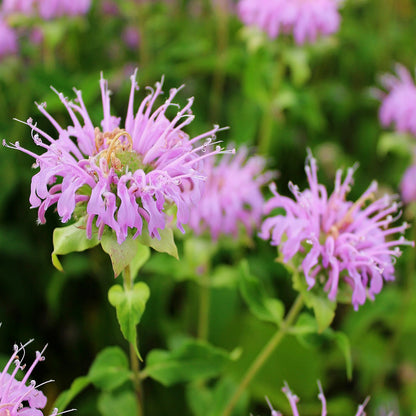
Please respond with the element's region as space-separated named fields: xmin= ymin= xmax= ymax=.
xmin=144 ymin=339 xmax=232 ymax=386
xmin=239 ymin=260 xmax=284 ymax=325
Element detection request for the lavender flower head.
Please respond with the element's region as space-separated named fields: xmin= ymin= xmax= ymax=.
xmin=378 ymin=64 xmax=416 ymax=137
xmin=265 ymin=382 xmax=370 ymax=416
xmin=260 ymin=153 xmax=413 ymax=310
xmin=5 ymin=70 xmax=226 ymax=244
xmin=2 ymin=0 xmax=91 ymax=19
xmin=237 ymin=0 xmax=341 ymax=45
xmin=0 ymin=340 xmax=59 ymax=416
xmin=0 ymin=18 xmax=18 ymax=58
xmin=188 ymin=147 xmax=272 ymax=239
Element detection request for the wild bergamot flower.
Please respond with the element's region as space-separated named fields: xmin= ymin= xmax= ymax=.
xmin=265 ymin=382 xmax=370 ymax=416
xmin=260 ymin=152 xmax=413 ymax=310
xmin=5 ymin=70 xmax=226 ymax=243
xmin=188 ymin=147 xmax=272 ymax=239
xmin=237 ymin=0 xmax=341 ymax=45
xmin=0 ymin=340 xmax=59 ymax=416
xmin=1 ymin=0 xmax=91 ymax=19
xmin=378 ymin=64 xmax=416 ymax=137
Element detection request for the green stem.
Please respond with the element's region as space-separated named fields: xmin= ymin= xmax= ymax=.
xmin=221 ymin=294 xmax=304 ymax=416
xmin=123 ymin=266 xmax=144 ymax=416
xmin=197 ymin=273 xmax=210 ymax=341
xmin=257 ymin=56 xmax=285 ymax=155
xmin=209 ymin=2 xmax=228 ymax=122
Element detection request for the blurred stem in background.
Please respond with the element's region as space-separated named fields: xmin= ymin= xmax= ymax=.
xmin=257 ymin=58 xmax=285 ymax=155
xmin=209 ymin=0 xmax=229 ymax=122
xmin=134 ymin=0 xmax=150 ymax=69
xmin=221 ymin=293 xmax=304 ymax=416
xmin=197 ymin=271 xmax=211 ymax=341
xmin=123 ymin=265 xmax=144 ymax=416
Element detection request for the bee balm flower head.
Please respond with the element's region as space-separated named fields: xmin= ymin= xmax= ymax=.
xmin=5 ymin=70 xmax=226 ymax=244
xmin=237 ymin=0 xmax=341 ymax=45
xmin=0 ymin=340 xmax=59 ymax=416
xmin=266 ymin=382 xmax=370 ymax=416
xmin=260 ymin=153 xmax=413 ymax=310
xmin=188 ymin=147 xmax=272 ymax=240
xmin=378 ymin=64 xmax=416 ymax=137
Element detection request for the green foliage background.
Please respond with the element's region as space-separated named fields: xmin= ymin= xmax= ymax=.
xmin=0 ymin=0 xmax=416 ymax=414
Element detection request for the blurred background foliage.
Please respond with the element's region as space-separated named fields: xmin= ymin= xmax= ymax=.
xmin=1 ymin=0 xmax=416 ymax=415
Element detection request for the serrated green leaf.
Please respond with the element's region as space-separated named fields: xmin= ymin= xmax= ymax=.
xmin=137 ymin=226 xmax=178 ymax=259
xmin=88 ymin=346 xmax=131 ymax=391
xmin=98 ymin=390 xmax=138 ymax=416
xmin=108 ymin=282 xmax=150 ymax=359
xmin=144 ymin=339 xmax=232 ymax=386
xmin=101 ymin=231 xmax=140 ymax=278
xmin=239 ymin=261 xmax=284 ymax=325
xmin=52 ymin=218 xmax=99 ymax=271
xmin=53 ymin=375 xmax=91 ymax=411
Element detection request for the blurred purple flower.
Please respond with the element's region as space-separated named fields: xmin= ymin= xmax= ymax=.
xmin=0 ymin=18 xmax=18 ymax=58
xmin=266 ymin=382 xmax=370 ymax=416
xmin=1 ymin=0 xmax=35 ymax=15
xmin=122 ymin=27 xmax=140 ymax=50
xmin=6 ymin=70 xmax=226 ymax=244
xmin=260 ymin=153 xmax=413 ymax=310
xmin=400 ymin=164 xmax=416 ymax=204
xmin=1 ymin=0 xmax=91 ymax=19
xmin=237 ymin=0 xmax=341 ymax=44
xmin=0 ymin=340 xmax=59 ymax=416
xmin=188 ymin=147 xmax=272 ymax=239
xmin=378 ymin=64 xmax=416 ymax=136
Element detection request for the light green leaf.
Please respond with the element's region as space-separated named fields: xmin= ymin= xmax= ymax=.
xmin=377 ymin=132 xmax=415 ymax=158
xmin=108 ymin=282 xmax=150 ymax=359
xmin=239 ymin=261 xmax=284 ymax=325
xmin=289 ymin=312 xmax=318 ymax=335
xmin=100 ymin=231 xmax=140 ymax=278
xmin=333 ymin=331 xmax=352 ymax=380
xmin=53 ymin=375 xmax=91 ymax=411
xmin=130 ymin=244 xmax=151 ymax=282
xmin=88 ymin=346 xmax=131 ymax=391
xmin=284 ymin=48 xmax=311 ymax=86
xmin=292 ymin=271 xmax=336 ymax=332
xmin=137 ymin=226 xmax=178 ymax=259
xmin=309 ymin=294 xmax=336 ymax=333
xmin=52 ymin=218 xmax=99 ymax=271
xmin=144 ymin=339 xmax=232 ymax=386
xmin=98 ymin=390 xmax=138 ymax=416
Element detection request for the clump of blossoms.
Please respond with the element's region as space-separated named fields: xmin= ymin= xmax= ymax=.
xmin=5 ymin=70 xmax=226 ymax=244
xmin=265 ymin=382 xmax=370 ymax=416
xmin=237 ymin=0 xmax=341 ymax=45
xmin=0 ymin=17 xmax=18 ymax=59
xmin=260 ymin=153 xmax=413 ymax=310
xmin=378 ymin=64 xmax=416 ymax=137
xmin=0 ymin=340 xmax=60 ymax=416
xmin=188 ymin=147 xmax=272 ymax=239
xmin=1 ymin=0 xmax=91 ymax=19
